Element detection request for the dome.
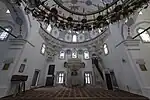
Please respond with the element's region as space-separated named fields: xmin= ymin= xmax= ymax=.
xmin=23 ymin=0 xmax=149 ymax=46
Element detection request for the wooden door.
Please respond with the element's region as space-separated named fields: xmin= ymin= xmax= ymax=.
xmin=105 ymin=73 xmax=113 ymax=90
xmin=45 ymin=65 xmax=55 ymax=86
xmin=32 ymin=70 xmax=40 ymax=86
xmin=46 ymin=77 xmax=54 ymax=86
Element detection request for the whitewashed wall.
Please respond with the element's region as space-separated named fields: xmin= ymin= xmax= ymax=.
xmin=0 ymin=1 xmax=22 ymax=97
xmin=101 ymin=22 xmax=142 ymax=95
xmin=11 ymin=19 xmax=47 ymax=89
xmin=1 ymin=0 xmax=150 ymax=99
xmin=4 ymin=19 xmax=47 ymax=97
xmin=130 ymin=6 xmax=150 ymax=98
xmin=0 ymin=1 xmax=47 ymax=97
xmin=46 ymin=48 xmax=93 ymax=86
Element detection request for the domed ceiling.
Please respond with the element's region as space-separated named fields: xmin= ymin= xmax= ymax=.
xmin=44 ymin=0 xmax=120 ymax=24
xmin=40 ymin=23 xmax=109 ymax=45
xmin=21 ymin=0 xmax=149 ymax=45
xmin=47 ymin=0 xmax=113 ymax=19
xmin=17 ymin=0 xmax=149 ymax=58
xmin=39 ymin=0 xmax=114 ymax=43
xmin=43 ymin=24 xmax=108 ymax=43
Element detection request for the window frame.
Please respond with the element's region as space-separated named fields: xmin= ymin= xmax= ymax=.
xmin=18 ymin=64 xmax=25 ymax=73
xmin=72 ymin=34 xmax=77 ymax=42
xmin=46 ymin=24 xmax=52 ymax=33
xmin=84 ymin=72 xmax=92 ymax=84
xmin=57 ymin=72 xmax=65 ymax=84
xmin=71 ymin=49 xmax=78 ymax=58
xmin=40 ymin=43 xmax=46 ymax=55
xmin=136 ymin=28 xmax=150 ymax=43
xmin=59 ymin=50 xmax=65 ymax=60
xmin=2 ymin=63 xmax=10 ymax=70
xmin=103 ymin=43 xmax=109 ymax=55
xmin=139 ymin=63 xmax=147 ymax=71
xmin=83 ymin=50 xmax=90 ymax=60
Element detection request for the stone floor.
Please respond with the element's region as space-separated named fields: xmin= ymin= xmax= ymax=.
xmin=1 ymin=86 xmax=149 ymax=100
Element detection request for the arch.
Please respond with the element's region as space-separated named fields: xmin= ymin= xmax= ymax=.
xmin=0 ymin=20 xmax=16 ymax=38
xmin=133 ymin=21 xmax=150 ymax=36
xmin=0 ymin=0 xmax=31 ymax=39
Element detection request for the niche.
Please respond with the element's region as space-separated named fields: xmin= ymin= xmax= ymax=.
xmin=18 ymin=64 xmax=25 ymax=73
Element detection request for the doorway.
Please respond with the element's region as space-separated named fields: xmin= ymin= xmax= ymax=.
xmin=31 ymin=70 xmax=40 ymax=86
xmin=46 ymin=77 xmax=54 ymax=86
xmin=105 ymin=73 xmax=113 ymax=90
xmin=110 ymin=70 xmax=118 ymax=88
xmin=46 ymin=65 xmax=55 ymax=86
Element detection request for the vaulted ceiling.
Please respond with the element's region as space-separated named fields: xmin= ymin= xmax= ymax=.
xmin=46 ymin=0 xmax=114 ymax=20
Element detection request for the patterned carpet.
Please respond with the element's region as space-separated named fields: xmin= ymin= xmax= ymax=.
xmin=1 ymin=86 xmax=149 ymax=100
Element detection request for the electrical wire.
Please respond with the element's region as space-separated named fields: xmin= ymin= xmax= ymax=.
xmin=0 ymin=26 xmax=35 ymax=47
xmin=115 ymin=26 xmax=150 ymax=48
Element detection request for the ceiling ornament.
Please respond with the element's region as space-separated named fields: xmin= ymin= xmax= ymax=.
xmin=11 ymin=0 xmax=150 ymax=46
xmin=17 ymin=0 xmax=149 ymax=33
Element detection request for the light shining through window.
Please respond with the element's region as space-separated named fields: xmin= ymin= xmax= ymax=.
xmin=104 ymin=44 xmax=109 ymax=55
xmin=68 ymin=30 xmax=72 ymax=33
xmin=84 ymin=51 xmax=90 ymax=59
xmin=140 ymin=33 xmax=150 ymax=42
xmin=41 ymin=43 xmax=46 ymax=54
xmin=138 ymin=28 xmax=144 ymax=33
xmin=125 ymin=19 xmax=128 ymax=23
xmin=72 ymin=35 xmax=77 ymax=42
xmin=139 ymin=11 xmax=143 ymax=15
xmin=85 ymin=73 xmax=91 ymax=84
xmin=98 ymin=28 xmax=102 ymax=34
xmin=0 ymin=27 xmax=11 ymax=40
xmin=72 ymin=50 xmax=77 ymax=58
xmin=59 ymin=51 xmax=65 ymax=59
xmin=76 ymin=31 xmax=79 ymax=34
xmin=58 ymin=73 xmax=64 ymax=84
xmin=47 ymin=25 xmax=52 ymax=33
xmin=138 ymin=28 xmax=150 ymax=42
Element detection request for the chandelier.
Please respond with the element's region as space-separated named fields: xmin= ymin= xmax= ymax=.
xmin=15 ymin=0 xmax=149 ymax=32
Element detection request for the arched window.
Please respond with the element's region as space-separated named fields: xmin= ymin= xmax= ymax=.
xmin=58 ymin=73 xmax=64 ymax=84
xmin=72 ymin=50 xmax=77 ymax=58
xmin=47 ymin=24 xmax=52 ymax=33
xmin=85 ymin=73 xmax=91 ymax=84
xmin=72 ymin=35 xmax=77 ymax=42
xmin=59 ymin=51 xmax=65 ymax=59
xmin=103 ymin=43 xmax=109 ymax=55
xmin=0 ymin=26 xmax=12 ymax=41
xmin=84 ymin=51 xmax=90 ymax=59
xmin=41 ymin=43 xmax=46 ymax=55
xmin=137 ymin=28 xmax=150 ymax=43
